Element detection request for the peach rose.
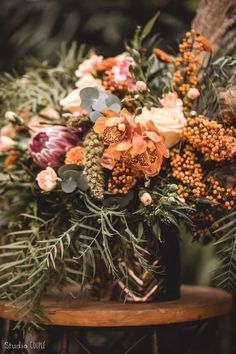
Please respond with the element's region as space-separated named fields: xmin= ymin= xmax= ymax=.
xmin=135 ymin=81 xmax=147 ymax=92
xmin=0 ymin=136 xmax=15 ymax=152
xmin=36 ymin=167 xmax=57 ymax=192
xmin=140 ymin=192 xmax=152 ymax=206
xmin=187 ymin=88 xmax=200 ymax=100
xmin=136 ymin=106 xmax=186 ymax=148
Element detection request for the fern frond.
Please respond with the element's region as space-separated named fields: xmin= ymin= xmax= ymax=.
xmin=213 ymin=207 xmax=236 ymax=293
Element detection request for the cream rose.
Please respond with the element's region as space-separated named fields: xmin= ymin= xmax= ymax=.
xmin=60 ymin=74 xmax=103 ymax=113
xmin=136 ymin=107 xmax=186 ymax=148
xmin=36 ymin=167 xmax=57 ymax=192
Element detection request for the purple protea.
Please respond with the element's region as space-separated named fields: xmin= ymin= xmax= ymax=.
xmin=29 ymin=125 xmax=80 ymax=168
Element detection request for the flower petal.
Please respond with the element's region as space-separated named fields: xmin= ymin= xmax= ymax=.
xmin=105 ymin=117 xmax=123 ymax=126
xmin=132 ymin=135 xmax=147 ymax=154
xmin=145 ymin=131 xmax=162 ymax=143
xmin=116 ymin=140 xmax=133 ymax=151
xmin=93 ymin=117 xmax=108 ymax=134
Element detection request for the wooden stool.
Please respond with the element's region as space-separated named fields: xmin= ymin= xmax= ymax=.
xmin=0 ymin=285 xmax=233 ymax=354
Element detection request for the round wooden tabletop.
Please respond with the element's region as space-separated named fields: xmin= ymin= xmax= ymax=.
xmin=0 ymin=285 xmax=232 ymax=327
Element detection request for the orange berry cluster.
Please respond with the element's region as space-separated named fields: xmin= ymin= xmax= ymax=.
xmin=108 ymin=162 xmax=137 ymax=194
xmin=173 ymin=29 xmax=211 ymax=113
xmin=206 ymin=176 xmax=236 ymax=209
xmin=182 ymin=116 xmax=236 ymax=161
xmin=226 ymin=125 xmax=236 ymax=137
xmin=170 ymin=144 xmax=206 ymax=199
xmin=102 ymin=70 xmax=129 ymax=93
xmin=190 ymin=209 xmax=215 ymax=239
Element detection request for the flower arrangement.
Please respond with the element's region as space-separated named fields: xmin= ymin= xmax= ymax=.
xmin=0 ymin=14 xmax=236 ymax=328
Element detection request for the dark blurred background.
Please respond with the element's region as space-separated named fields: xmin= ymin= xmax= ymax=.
xmin=0 ymin=0 xmax=199 ymax=72
xmin=0 ymin=0 xmax=235 ymax=353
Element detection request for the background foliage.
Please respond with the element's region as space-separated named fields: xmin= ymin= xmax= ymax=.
xmin=0 ymin=0 xmax=199 ymax=72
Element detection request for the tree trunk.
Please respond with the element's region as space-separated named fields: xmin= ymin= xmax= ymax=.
xmin=192 ymin=0 xmax=236 ymax=58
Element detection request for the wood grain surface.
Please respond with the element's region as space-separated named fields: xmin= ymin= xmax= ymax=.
xmin=0 ymin=285 xmax=232 ymax=327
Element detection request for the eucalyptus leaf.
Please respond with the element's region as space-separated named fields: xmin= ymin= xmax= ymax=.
xmin=58 ymin=164 xmax=82 ymax=178
xmin=61 ymin=177 xmax=77 ymax=193
xmin=90 ymin=110 xmax=102 ymax=122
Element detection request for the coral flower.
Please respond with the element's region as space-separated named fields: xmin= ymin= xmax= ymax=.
xmin=94 ymin=108 xmax=168 ymax=177
xmin=65 ymin=146 xmax=84 ymax=165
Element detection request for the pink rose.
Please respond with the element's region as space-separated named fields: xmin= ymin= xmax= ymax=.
xmin=135 ymin=81 xmax=147 ymax=92
xmin=187 ymin=88 xmax=200 ymax=100
xmin=0 ymin=136 xmax=15 ymax=151
xmin=100 ymin=151 xmax=116 ymax=170
xmin=140 ymin=192 xmax=153 ymax=206
xmin=160 ymin=92 xmax=183 ymax=111
xmin=36 ymin=167 xmax=57 ymax=192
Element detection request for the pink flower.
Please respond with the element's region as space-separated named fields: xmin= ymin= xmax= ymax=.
xmin=0 ymin=136 xmax=15 ymax=151
xmin=29 ymin=126 xmax=80 ymax=168
xmin=160 ymin=92 xmax=183 ymax=111
xmin=135 ymin=81 xmax=147 ymax=92
xmin=140 ymin=192 xmax=153 ymax=206
xmin=100 ymin=150 xmax=116 ymax=170
xmin=187 ymin=88 xmax=200 ymax=100
xmin=111 ymin=53 xmax=135 ymax=90
xmin=75 ymin=54 xmax=103 ymax=77
xmin=36 ymin=167 xmax=57 ymax=192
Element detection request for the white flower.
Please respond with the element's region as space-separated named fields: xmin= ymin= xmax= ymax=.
xmin=5 ymin=111 xmax=16 ymax=122
xmin=75 ymin=54 xmax=103 ymax=77
xmin=75 ymin=73 xmax=103 ymax=90
xmin=136 ymin=107 xmax=187 ymax=148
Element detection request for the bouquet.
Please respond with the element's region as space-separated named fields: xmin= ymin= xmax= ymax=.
xmin=0 ymin=13 xmax=236 ymax=328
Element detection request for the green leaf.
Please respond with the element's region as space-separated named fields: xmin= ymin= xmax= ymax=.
xmin=141 ymin=12 xmax=160 ymax=40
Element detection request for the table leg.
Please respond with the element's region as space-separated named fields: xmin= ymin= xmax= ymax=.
xmin=60 ymin=331 xmax=69 ymax=354
xmin=152 ymin=329 xmax=159 ymax=354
